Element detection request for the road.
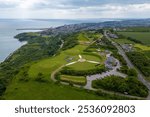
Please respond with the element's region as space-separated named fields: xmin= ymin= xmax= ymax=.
xmin=50 ymin=56 xmax=143 ymax=99
xmin=84 ymin=70 xmax=127 ymax=90
xmin=84 ymin=55 xmax=127 ymax=90
xmin=104 ymin=30 xmax=150 ymax=99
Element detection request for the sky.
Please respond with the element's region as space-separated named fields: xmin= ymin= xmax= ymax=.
xmin=0 ymin=0 xmax=150 ymax=19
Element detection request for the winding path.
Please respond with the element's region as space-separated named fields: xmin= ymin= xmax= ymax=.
xmin=50 ymin=54 xmax=144 ymax=99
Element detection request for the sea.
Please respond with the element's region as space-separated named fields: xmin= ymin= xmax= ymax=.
xmin=0 ymin=18 xmax=121 ymax=62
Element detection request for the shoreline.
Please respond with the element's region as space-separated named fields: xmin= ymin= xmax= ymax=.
xmin=16 ymin=28 xmax=49 ymax=31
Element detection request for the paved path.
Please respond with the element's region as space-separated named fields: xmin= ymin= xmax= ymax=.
xmin=84 ymin=57 xmax=127 ymax=90
xmin=84 ymin=70 xmax=127 ymax=89
xmin=50 ymin=66 xmax=143 ymax=100
xmin=51 ymin=65 xmax=65 ymax=82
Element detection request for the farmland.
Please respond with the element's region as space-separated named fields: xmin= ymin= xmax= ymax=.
xmin=114 ymin=38 xmax=135 ymax=44
xmin=134 ymin=44 xmax=150 ymax=51
xmin=118 ymin=32 xmax=150 ymax=45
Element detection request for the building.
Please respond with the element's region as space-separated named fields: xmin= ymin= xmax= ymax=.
xmin=107 ymin=33 xmax=118 ymax=39
xmin=105 ymin=56 xmax=117 ymax=70
xmin=122 ymin=44 xmax=133 ymax=52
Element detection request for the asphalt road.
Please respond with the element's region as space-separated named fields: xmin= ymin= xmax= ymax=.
xmin=104 ymin=31 xmax=150 ymax=99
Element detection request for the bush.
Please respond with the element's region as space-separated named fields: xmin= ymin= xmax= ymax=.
xmin=127 ymin=68 xmax=138 ymax=77
xmin=119 ymin=66 xmax=128 ymax=74
xmin=60 ymin=66 xmax=106 ymax=76
xmin=127 ymin=37 xmax=142 ymax=44
xmin=19 ymin=71 xmax=29 ymax=82
xmin=0 ymin=79 xmax=6 ymax=96
xmin=54 ymin=72 xmax=61 ymax=80
xmin=35 ymin=73 xmax=46 ymax=82
xmin=127 ymin=52 xmax=150 ymax=77
xmin=92 ymin=76 xmax=148 ymax=97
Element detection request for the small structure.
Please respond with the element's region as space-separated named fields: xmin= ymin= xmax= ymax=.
xmin=96 ymin=49 xmax=101 ymax=52
xmin=122 ymin=44 xmax=133 ymax=52
xmin=78 ymin=55 xmax=86 ymax=62
xmin=65 ymin=56 xmax=74 ymax=63
xmin=105 ymin=56 xmax=117 ymax=70
xmin=107 ymin=33 xmax=118 ymax=39
xmin=96 ymin=39 xmax=105 ymax=46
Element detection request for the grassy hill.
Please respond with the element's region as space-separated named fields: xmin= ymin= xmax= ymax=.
xmin=2 ymin=31 xmax=114 ymax=100
xmin=1 ymin=29 xmax=147 ymax=100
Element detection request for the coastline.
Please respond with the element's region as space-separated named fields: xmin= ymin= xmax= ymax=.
xmin=16 ymin=28 xmax=48 ymax=31
xmin=0 ymin=19 xmax=77 ymax=63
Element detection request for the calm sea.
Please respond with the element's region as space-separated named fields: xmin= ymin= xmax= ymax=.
xmin=0 ymin=19 xmax=84 ymax=62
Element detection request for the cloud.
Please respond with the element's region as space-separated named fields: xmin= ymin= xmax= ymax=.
xmin=0 ymin=0 xmax=150 ymax=19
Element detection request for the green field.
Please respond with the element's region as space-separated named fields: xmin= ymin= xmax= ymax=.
xmin=86 ymin=31 xmax=103 ymax=40
xmin=78 ymin=31 xmax=103 ymax=42
xmin=114 ymin=38 xmax=135 ymax=44
xmin=3 ymin=40 xmax=107 ymax=99
xmin=4 ymin=80 xmax=108 ymax=100
xmin=118 ymin=32 xmax=150 ymax=45
xmin=66 ymin=62 xmax=100 ymax=71
xmin=119 ymin=27 xmax=150 ymax=32
xmin=134 ymin=44 xmax=150 ymax=51
xmin=82 ymin=53 xmax=102 ymax=61
xmin=60 ymin=75 xmax=86 ymax=85
xmin=78 ymin=32 xmax=89 ymax=42
xmin=28 ymin=45 xmax=88 ymax=78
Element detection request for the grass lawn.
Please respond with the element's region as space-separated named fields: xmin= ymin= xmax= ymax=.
xmin=3 ymin=80 xmax=107 ymax=100
xmin=78 ymin=32 xmax=89 ymax=42
xmin=118 ymin=32 xmax=150 ymax=45
xmin=3 ymin=44 xmax=110 ymax=100
xmin=114 ymin=39 xmax=135 ymax=44
xmin=82 ymin=53 xmax=101 ymax=61
xmin=28 ymin=45 xmax=87 ymax=78
xmin=60 ymin=75 xmax=86 ymax=85
xmin=134 ymin=44 xmax=150 ymax=51
xmin=66 ymin=62 xmax=101 ymax=71
xmin=86 ymin=32 xmax=103 ymax=40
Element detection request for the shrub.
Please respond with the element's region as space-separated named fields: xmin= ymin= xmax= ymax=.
xmin=60 ymin=66 xmax=106 ymax=76
xmin=19 ymin=71 xmax=29 ymax=82
xmin=35 ymin=73 xmax=46 ymax=82
xmin=127 ymin=68 xmax=138 ymax=77
xmin=92 ymin=76 xmax=148 ymax=97
xmin=0 ymin=79 xmax=6 ymax=96
xmin=127 ymin=52 xmax=150 ymax=77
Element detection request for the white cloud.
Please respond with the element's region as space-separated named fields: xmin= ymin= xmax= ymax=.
xmin=0 ymin=0 xmax=150 ymax=19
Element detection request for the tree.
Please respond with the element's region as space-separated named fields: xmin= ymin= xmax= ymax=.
xmin=0 ymin=79 xmax=6 ymax=96
xmin=19 ymin=71 xmax=29 ymax=82
xmin=127 ymin=68 xmax=138 ymax=77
